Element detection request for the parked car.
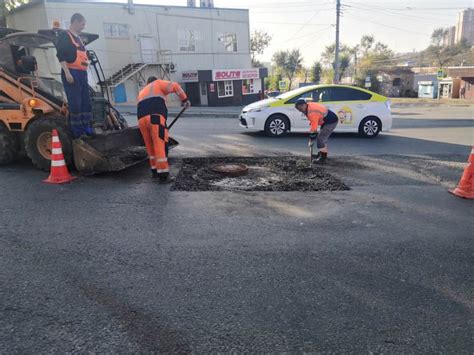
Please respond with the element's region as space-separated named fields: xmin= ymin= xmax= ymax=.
xmin=239 ymin=85 xmax=392 ymax=138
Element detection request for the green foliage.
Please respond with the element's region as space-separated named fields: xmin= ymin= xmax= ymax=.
xmin=310 ymin=61 xmax=322 ymax=83
xmin=267 ymin=73 xmax=282 ymax=91
xmin=320 ymin=43 xmax=350 ymax=69
xmin=321 ymin=69 xmax=334 ymax=84
xmin=352 ymin=35 xmax=394 ymax=89
xmin=250 ymin=30 xmax=272 ymax=67
xmin=354 ymin=71 xmax=381 ymax=94
xmin=272 ymin=49 xmax=303 ymax=90
xmin=1 ymin=0 xmax=29 ymax=26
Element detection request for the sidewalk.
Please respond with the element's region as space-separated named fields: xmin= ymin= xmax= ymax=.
xmin=390 ymin=97 xmax=474 ymax=107
xmin=115 ymin=98 xmax=474 ymax=118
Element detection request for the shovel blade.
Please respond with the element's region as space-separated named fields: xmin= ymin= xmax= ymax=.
xmin=73 ymin=127 xmax=180 ymax=174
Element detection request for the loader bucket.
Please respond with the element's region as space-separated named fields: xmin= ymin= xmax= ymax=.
xmin=72 ymin=127 xmax=179 ymax=174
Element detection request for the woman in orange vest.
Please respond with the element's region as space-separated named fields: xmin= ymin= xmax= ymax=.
xmin=56 ymin=13 xmax=93 ymax=138
xmin=295 ymin=98 xmax=339 ymax=163
xmin=137 ymin=76 xmax=190 ymax=183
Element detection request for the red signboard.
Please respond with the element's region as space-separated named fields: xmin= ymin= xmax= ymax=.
xmin=212 ymin=68 xmax=259 ymax=81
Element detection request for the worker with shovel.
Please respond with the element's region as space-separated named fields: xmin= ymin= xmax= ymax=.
xmin=295 ymin=98 xmax=338 ymax=164
xmin=56 ymin=13 xmax=93 ymax=138
xmin=137 ymin=76 xmax=190 ymax=183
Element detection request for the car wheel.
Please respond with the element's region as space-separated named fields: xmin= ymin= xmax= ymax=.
xmin=359 ymin=116 xmax=381 ymax=138
xmin=264 ymin=114 xmax=290 ymax=137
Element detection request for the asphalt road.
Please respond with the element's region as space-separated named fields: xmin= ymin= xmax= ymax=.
xmin=1 ymin=106 xmax=473 ymax=352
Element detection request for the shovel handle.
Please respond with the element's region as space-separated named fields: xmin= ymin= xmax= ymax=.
xmin=167 ymin=107 xmax=187 ymax=130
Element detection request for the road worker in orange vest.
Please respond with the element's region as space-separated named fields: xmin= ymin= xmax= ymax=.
xmin=56 ymin=13 xmax=93 ymax=138
xmin=295 ymin=98 xmax=339 ymax=163
xmin=137 ymin=76 xmax=190 ymax=183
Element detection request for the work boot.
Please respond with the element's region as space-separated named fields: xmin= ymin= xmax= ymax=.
xmin=158 ymin=174 xmax=174 ymax=184
xmin=151 ymin=169 xmax=159 ymax=178
xmin=313 ymin=152 xmax=327 ymax=164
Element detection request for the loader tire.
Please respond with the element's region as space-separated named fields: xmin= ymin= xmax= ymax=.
xmin=0 ymin=125 xmax=20 ymax=165
xmin=24 ymin=116 xmax=73 ymax=172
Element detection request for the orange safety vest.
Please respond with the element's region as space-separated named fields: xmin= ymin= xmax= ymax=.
xmin=306 ymin=102 xmax=328 ymax=132
xmin=66 ymin=31 xmax=89 ymax=71
xmin=137 ymin=80 xmax=188 ymax=119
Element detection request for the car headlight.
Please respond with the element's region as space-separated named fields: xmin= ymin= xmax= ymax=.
xmin=248 ymin=106 xmax=267 ymax=113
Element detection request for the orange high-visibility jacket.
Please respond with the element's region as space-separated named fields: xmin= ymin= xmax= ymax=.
xmin=305 ymin=102 xmax=328 ymax=132
xmin=65 ymin=31 xmax=89 ymax=71
xmin=137 ymin=80 xmax=188 ymax=119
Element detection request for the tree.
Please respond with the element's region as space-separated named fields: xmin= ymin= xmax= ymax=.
xmin=321 ymin=43 xmax=350 ymax=69
xmin=320 ymin=43 xmax=352 ymax=82
xmin=298 ymin=66 xmax=310 ymax=83
xmin=338 ymin=54 xmax=351 ymax=81
xmin=0 ymin=0 xmax=28 ymax=27
xmin=431 ymin=27 xmax=448 ymax=47
xmin=267 ymin=73 xmax=282 ymax=91
xmin=272 ymin=49 xmax=303 ymax=90
xmin=250 ymin=30 xmax=272 ymax=67
xmin=352 ymin=34 xmax=393 ymax=92
xmin=310 ymin=61 xmax=322 ymax=83
xmin=429 ymin=27 xmax=450 ymax=67
xmin=360 ymin=35 xmax=375 ymax=55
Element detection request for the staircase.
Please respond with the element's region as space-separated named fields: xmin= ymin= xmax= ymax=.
xmin=105 ymin=50 xmax=175 ymax=87
xmin=106 ymin=63 xmax=148 ymax=87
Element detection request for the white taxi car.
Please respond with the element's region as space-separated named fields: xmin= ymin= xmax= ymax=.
xmin=239 ymin=84 xmax=392 ymax=138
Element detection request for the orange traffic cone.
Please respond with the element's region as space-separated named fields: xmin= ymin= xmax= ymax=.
xmin=43 ymin=129 xmax=76 ymax=184
xmin=449 ymin=146 xmax=474 ymax=199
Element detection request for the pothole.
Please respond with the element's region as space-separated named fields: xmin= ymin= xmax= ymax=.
xmin=173 ymin=157 xmax=350 ymax=192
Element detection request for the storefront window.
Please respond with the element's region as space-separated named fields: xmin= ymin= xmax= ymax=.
xmin=218 ymin=80 xmax=233 ymax=98
xmin=242 ymin=79 xmax=262 ymax=95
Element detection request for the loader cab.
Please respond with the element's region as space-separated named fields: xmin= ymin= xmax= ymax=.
xmin=0 ymin=32 xmax=65 ymax=103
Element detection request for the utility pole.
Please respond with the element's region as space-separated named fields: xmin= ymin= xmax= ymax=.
xmin=334 ymin=0 xmax=341 ymax=83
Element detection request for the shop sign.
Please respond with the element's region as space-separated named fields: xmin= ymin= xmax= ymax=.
xmin=212 ymin=68 xmax=260 ymax=81
xmin=437 ymin=68 xmax=446 ymax=80
xmin=364 ymin=75 xmax=371 ymax=88
xmin=181 ymin=71 xmax=199 ymax=82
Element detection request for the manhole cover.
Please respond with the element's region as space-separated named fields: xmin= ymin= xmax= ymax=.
xmin=210 ymin=163 xmax=249 ymax=177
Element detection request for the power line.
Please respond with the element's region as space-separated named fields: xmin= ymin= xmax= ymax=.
xmin=345 ymin=3 xmax=460 ymax=22
xmin=253 ymin=21 xmax=333 ymax=26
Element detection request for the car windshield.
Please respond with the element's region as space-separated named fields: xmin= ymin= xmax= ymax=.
xmin=276 ymin=86 xmax=317 ymax=100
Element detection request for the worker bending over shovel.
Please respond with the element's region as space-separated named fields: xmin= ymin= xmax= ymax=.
xmin=295 ymin=98 xmax=338 ymax=164
xmin=137 ymin=77 xmax=190 ymax=183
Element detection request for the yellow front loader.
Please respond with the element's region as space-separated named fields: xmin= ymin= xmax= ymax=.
xmin=0 ymin=27 xmax=175 ymax=174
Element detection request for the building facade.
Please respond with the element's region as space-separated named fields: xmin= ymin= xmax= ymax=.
xmin=376 ymin=67 xmax=415 ymax=97
xmin=455 ymin=8 xmax=474 ymax=45
xmin=7 ymin=0 xmax=266 ymax=106
xmin=443 ymin=26 xmax=456 ymax=47
xmin=447 ymin=66 xmax=474 ymax=99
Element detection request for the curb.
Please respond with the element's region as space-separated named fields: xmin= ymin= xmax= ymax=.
xmin=391 ymin=103 xmax=473 ymax=108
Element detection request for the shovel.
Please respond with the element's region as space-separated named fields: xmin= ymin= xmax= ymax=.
xmin=308 ymin=136 xmax=314 ymax=168
xmin=73 ymin=107 xmax=187 ymax=174
xmin=168 ymin=106 xmax=187 ymax=130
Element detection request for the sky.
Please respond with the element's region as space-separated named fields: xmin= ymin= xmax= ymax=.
xmin=132 ymin=0 xmax=472 ymax=66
